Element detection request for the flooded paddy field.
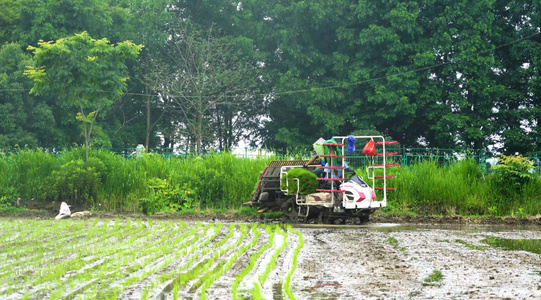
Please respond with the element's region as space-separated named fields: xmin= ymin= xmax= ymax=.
xmin=293 ymin=224 xmax=541 ymax=299
xmin=0 ymin=218 xmax=539 ymax=299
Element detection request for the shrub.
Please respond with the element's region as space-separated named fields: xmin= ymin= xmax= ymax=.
xmin=139 ymin=177 xmax=196 ymax=215
xmin=491 ymin=155 xmax=535 ymax=190
xmin=0 ymin=186 xmax=17 ymax=207
xmin=47 ymin=158 xmax=103 ymax=205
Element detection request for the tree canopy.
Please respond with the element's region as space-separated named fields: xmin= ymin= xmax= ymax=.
xmin=0 ymin=0 xmax=540 ymax=155
xmin=24 ymin=31 xmax=142 ymax=161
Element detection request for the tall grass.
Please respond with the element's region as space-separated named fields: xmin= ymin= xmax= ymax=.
xmin=1 ymin=148 xmax=539 ymax=216
xmin=387 ymin=158 xmax=541 ymax=216
xmin=0 ymin=148 xmax=270 ymax=211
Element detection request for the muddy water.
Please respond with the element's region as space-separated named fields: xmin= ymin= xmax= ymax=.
xmin=292 ymin=223 xmax=541 ymax=300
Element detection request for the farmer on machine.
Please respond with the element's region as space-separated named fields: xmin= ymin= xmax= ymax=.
xmin=303 ymin=137 xmax=355 ymax=181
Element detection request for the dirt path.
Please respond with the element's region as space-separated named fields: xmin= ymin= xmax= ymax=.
xmin=292 ymin=225 xmax=541 ymax=299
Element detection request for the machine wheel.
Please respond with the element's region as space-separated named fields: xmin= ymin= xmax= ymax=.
xmin=332 ymin=218 xmax=345 ymax=225
xmin=280 ymin=198 xmax=298 ymax=223
xmin=317 ymin=211 xmax=331 ymax=224
xmin=359 ymin=214 xmax=370 ymax=224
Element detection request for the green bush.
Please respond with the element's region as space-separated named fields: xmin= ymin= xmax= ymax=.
xmin=0 ymin=186 xmax=17 ymax=207
xmin=390 ymin=159 xmax=491 ymax=215
xmin=491 ymin=155 xmax=535 ymax=191
xmin=139 ymin=177 xmax=196 ymax=215
xmin=48 ymin=158 xmax=103 ymax=206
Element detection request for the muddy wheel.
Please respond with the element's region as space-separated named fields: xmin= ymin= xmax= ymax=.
xmin=345 ymin=218 xmax=357 ymax=225
xmin=280 ymin=199 xmax=298 ymax=223
xmin=333 ymin=218 xmax=345 ymax=225
xmin=306 ymin=217 xmax=317 ymax=224
xmin=359 ymin=214 xmax=370 ymax=224
xmin=317 ymin=212 xmax=331 ymax=224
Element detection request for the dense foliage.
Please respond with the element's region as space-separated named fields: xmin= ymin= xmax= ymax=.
xmin=0 ymin=0 xmax=541 ymax=154
xmin=0 ymin=149 xmax=539 ymax=216
xmin=387 ymin=158 xmax=541 ymax=217
xmin=0 ymin=148 xmax=269 ymax=212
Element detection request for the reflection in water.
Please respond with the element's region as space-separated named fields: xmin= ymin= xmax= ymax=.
xmin=483 ymin=237 xmax=541 ymax=254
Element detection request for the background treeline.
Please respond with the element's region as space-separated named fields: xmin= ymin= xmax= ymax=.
xmin=1 ymin=149 xmax=539 ymax=216
xmin=1 ymin=0 xmax=541 ymax=154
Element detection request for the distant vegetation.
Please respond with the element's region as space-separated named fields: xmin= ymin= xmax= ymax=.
xmin=0 ymin=148 xmax=539 ymax=217
xmin=0 ymin=148 xmax=268 ymax=212
xmin=1 ymin=0 xmax=541 ymax=154
xmin=386 ymin=156 xmax=541 ymax=217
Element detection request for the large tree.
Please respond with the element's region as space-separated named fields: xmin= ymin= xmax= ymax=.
xmin=142 ymin=26 xmax=263 ymax=153
xmin=24 ymin=32 xmax=142 ymax=162
xmin=0 ymin=42 xmax=59 ymax=148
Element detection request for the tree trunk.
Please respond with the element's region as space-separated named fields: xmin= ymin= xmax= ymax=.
xmin=145 ymin=86 xmax=151 ymax=148
xmin=197 ymin=111 xmax=203 ymax=155
xmin=85 ymin=124 xmax=89 ymax=166
xmin=196 ymin=95 xmax=203 ymax=155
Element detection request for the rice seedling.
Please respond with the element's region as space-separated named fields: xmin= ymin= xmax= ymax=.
xmin=199 ymin=225 xmax=261 ymax=299
xmin=1 ymin=219 xmax=304 ymax=299
xmin=249 ymin=225 xmax=288 ymax=299
xmin=174 ymin=226 xmax=248 ymax=288
xmin=6 ymin=220 xmax=173 ymax=297
xmin=423 ymin=270 xmax=444 ymax=286
xmin=283 ymin=228 xmax=303 ymax=300
xmin=232 ymin=226 xmax=276 ymax=299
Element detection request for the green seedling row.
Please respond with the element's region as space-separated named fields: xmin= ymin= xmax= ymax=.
xmin=60 ymin=222 xmax=196 ymax=298
xmin=251 ymin=225 xmax=288 ymax=298
xmin=3 ymin=220 xmax=181 ymax=296
xmin=165 ymin=225 xmax=251 ymax=293
xmin=1 ymin=220 xmax=304 ymax=299
xmin=232 ymin=226 xmax=276 ymax=299
xmin=74 ymin=224 xmax=214 ymax=299
xmin=0 ymin=219 xmax=149 ymax=280
xmin=199 ymin=225 xmax=261 ymax=300
xmin=283 ymin=228 xmax=303 ymax=300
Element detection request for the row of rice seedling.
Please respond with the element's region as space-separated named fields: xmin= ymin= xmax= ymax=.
xmin=0 ymin=219 xmax=148 ymax=280
xmin=231 ymin=226 xmax=276 ymax=299
xmin=71 ymin=224 xmax=214 ymax=300
xmin=284 ymin=228 xmax=303 ymax=300
xmin=166 ymin=225 xmax=252 ymax=299
xmin=129 ymin=224 xmax=224 ymax=300
xmin=1 ymin=219 xmax=183 ymax=297
xmin=9 ymin=223 xmax=169 ymax=296
xmin=146 ymin=223 xmax=237 ymax=297
xmin=198 ymin=225 xmax=261 ymax=300
xmin=56 ymin=222 xmax=191 ymax=298
xmin=251 ymin=226 xmax=288 ymax=299
xmin=2 ymin=219 xmax=305 ymax=299
xmin=0 ymin=219 xmax=107 ymax=278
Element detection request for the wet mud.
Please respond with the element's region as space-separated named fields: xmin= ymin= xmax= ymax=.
xmin=293 ymin=225 xmax=541 ymax=299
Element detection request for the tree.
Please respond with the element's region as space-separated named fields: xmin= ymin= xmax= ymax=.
xmin=24 ymin=32 xmax=142 ymax=162
xmin=0 ymin=42 xmax=60 ymax=148
xmin=143 ymin=26 xmax=263 ymax=153
xmin=0 ymin=0 xmax=19 ymax=44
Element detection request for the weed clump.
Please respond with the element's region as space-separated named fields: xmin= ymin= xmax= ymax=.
xmin=424 ymin=270 xmax=443 ymax=286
